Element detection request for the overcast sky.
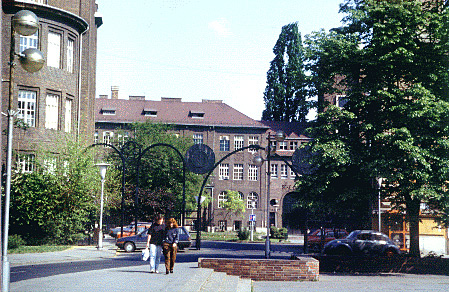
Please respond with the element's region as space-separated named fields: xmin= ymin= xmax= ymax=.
xmin=95 ymin=0 xmax=345 ymax=120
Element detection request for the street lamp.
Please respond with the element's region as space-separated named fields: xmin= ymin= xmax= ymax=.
xmin=96 ymin=163 xmax=110 ymax=249
xmin=253 ymin=130 xmax=285 ymax=259
xmin=2 ymin=10 xmax=45 ymax=292
xmin=377 ymin=177 xmax=383 ymax=232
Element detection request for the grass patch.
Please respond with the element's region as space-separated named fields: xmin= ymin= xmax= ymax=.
xmin=9 ymin=245 xmax=71 ymax=254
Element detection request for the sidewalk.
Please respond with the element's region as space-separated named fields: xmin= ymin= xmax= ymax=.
xmin=8 ymin=237 xmax=449 ymax=292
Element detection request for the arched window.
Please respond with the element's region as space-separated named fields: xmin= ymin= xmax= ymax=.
xmin=238 ymin=191 xmax=244 ymax=201
xmin=247 ymin=192 xmax=259 ymax=209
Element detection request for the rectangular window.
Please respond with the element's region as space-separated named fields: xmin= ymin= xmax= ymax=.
xmin=248 ymin=136 xmax=259 ymax=153
xmin=218 ymin=192 xmax=227 ymax=209
xmin=289 ymin=141 xmax=299 ymax=150
xmin=64 ymin=98 xmax=72 ymax=132
xmin=220 ymin=136 xmax=230 ymax=151
xmin=290 ymin=168 xmax=296 ymax=177
xmin=67 ymin=38 xmax=74 ymax=73
xmin=47 ymin=31 xmax=61 ymax=68
xmin=218 ymin=220 xmax=227 ymax=231
xmin=233 ymin=164 xmax=243 ymax=180
xmin=45 ymin=93 xmax=59 ymax=130
xmin=193 ymin=133 xmax=203 ymax=144
xmin=20 ymin=31 xmax=38 ymax=53
xmin=234 ymin=135 xmax=244 ymax=150
xmin=103 ymin=131 xmax=113 ymax=145
xmin=43 ymin=157 xmax=57 ymax=174
xmin=281 ymin=164 xmax=288 ymax=179
xmin=271 ymin=164 xmax=278 ymax=178
xmin=94 ymin=131 xmax=99 ymax=144
xmin=17 ymin=154 xmax=35 ymax=173
xmin=248 ymin=165 xmax=258 ymax=181
xmin=18 ymin=90 xmax=37 ymax=127
xmin=219 ymin=163 xmax=229 ymax=180
xmin=279 ymin=141 xmax=288 ymax=150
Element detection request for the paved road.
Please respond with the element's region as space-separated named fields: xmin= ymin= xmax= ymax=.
xmin=8 ymin=238 xmax=449 ymax=292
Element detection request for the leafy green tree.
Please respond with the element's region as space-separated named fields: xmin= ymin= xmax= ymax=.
xmin=10 ymin=138 xmax=106 ymax=244
xmin=300 ymin=0 xmax=449 ymax=257
xmin=106 ymin=121 xmax=203 ymax=223
xmin=262 ymin=22 xmax=309 ymax=122
xmin=221 ymin=190 xmax=246 ymax=221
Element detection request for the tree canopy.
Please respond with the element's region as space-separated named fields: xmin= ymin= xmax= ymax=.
xmin=298 ymin=0 xmax=449 ymax=257
xmin=262 ymin=22 xmax=310 ymax=122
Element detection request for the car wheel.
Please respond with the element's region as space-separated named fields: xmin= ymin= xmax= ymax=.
xmin=124 ymin=242 xmax=135 ymax=252
xmin=334 ymin=245 xmax=351 ymax=256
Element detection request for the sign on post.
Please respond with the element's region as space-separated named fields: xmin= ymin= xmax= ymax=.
xmin=249 ymin=214 xmax=256 ymax=222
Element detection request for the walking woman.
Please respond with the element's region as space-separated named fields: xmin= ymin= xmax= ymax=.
xmin=163 ymin=218 xmax=179 ymax=274
xmin=146 ymin=215 xmax=165 ymax=273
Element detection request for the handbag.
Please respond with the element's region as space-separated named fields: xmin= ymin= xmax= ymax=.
xmin=141 ymin=247 xmax=150 ymax=261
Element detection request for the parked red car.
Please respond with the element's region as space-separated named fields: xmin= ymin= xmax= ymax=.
xmin=116 ymin=223 xmax=152 ymax=239
xmin=307 ymin=228 xmax=348 ymax=251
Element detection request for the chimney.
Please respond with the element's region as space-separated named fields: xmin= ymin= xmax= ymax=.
xmin=111 ymin=86 xmax=119 ymax=99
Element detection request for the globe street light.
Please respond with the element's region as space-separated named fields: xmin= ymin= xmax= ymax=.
xmin=2 ymin=10 xmax=45 ymax=292
xmin=96 ymin=163 xmax=110 ymax=249
xmin=253 ymin=130 xmax=285 ymax=259
xmin=2 ymin=10 xmax=45 ymax=291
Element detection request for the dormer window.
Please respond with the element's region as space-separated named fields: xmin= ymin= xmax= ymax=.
xmin=143 ymin=108 xmax=158 ymax=117
xmin=101 ymin=108 xmax=116 ymax=115
xmin=189 ymin=110 xmax=205 ymax=119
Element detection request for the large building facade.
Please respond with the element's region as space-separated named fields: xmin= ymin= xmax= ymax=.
xmin=95 ymin=88 xmax=311 ymax=233
xmin=1 ymin=0 xmax=102 ymax=171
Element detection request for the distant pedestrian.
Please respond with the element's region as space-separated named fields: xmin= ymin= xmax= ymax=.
xmin=162 ymin=218 xmax=179 ymax=274
xmin=146 ymin=215 xmax=166 ymax=273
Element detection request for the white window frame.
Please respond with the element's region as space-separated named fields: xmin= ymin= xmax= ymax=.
xmin=220 ymin=136 xmax=230 ymax=151
xmin=271 ymin=164 xmax=278 ymax=178
xmin=20 ymin=31 xmax=38 ymax=53
xmin=219 ymin=163 xmax=229 ymax=180
xmin=67 ymin=38 xmax=74 ymax=73
xmin=17 ymin=154 xmax=35 ymax=173
xmin=248 ymin=165 xmax=258 ymax=181
xmin=279 ymin=141 xmax=288 ymax=150
xmin=233 ymin=164 xmax=243 ymax=180
xmin=103 ymin=131 xmax=113 ymax=145
xmin=247 ymin=192 xmax=259 ymax=209
xmin=47 ymin=31 xmax=61 ymax=68
xmin=281 ymin=164 xmax=288 ymax=179
xmin=248 ymin=136 xmax=259 ymax=153
xmin=64 ymin=98 xmax=72 ymax=132
xmin=45 ymin=93 xmax=59 ymax=130
xmin=43 ymin=157 xmax=57 ymax=174
xmin=18 ymin=90 xmax=37 ymax=127
xmin=193 ymin=133 xmax=203 ymax=144
xmin=94 ymin=131 xmax=99 ymax=144
xmin=289 ymin=141 xmax=299 ymax=151
xmin=234 ymin=135 xmax=244 ymax=150
xmin=218 ymin=191 xmax=227 ymax=209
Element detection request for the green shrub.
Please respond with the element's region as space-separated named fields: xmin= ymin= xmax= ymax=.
xmin=8 ymin=234 xmax=26 ymax=249
xmin=237 ymin=228 xmax=250 ymax=240
xmin=270 ymin=226 xmax=288 ymax=239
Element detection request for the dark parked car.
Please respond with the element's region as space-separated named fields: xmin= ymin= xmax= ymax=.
xmin=307 ymin=228 xmax=348 ymax=251
xmin=324 ymin=230 xmax=401 ymax=256
xmin=116 ymin=226 xmax=192 ymax=252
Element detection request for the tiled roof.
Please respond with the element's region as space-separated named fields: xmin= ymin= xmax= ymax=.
xmin=95 ymin=98 xmax=268 ymax=129
xmin=259 ymin=120 xmax=311 ymax=139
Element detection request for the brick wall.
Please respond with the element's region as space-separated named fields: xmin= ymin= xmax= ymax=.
xmin=198 ymin=258 xmax=319 ymax=281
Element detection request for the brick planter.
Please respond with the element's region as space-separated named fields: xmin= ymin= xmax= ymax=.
xmin=198 ymin=257 xmax=319 ymax=281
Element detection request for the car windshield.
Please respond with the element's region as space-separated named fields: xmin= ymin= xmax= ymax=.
xmin=346 ymin=231 xmax=359 ymax=239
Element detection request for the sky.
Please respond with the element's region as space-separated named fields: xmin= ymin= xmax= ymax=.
xmin=95 ymin=0 xmax=345 ymax=120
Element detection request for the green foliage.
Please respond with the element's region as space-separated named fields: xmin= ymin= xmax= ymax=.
xmin=299 ymin=0 xmax=449 ymax=256
xmin=222 ymin=190 xmax=246 ymax=220
xmin=8 ymin=234 xmax=26 ymax=249
xmin=237 ymin=228 xmax=250 ymax=241
xmin=262 ymin=22 xmax=310 ymax=122
xmin=105 ymin=121 xmax=204 ymax=222
xmin=270 ymin=226 xmax=288 ymax=239
xmin=10 ymin=138 xmax=102 ymax=244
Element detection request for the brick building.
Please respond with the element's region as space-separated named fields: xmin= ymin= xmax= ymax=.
xmin=95 ymin=88 xmax=310 ymax=233
xmin=1 ymin=0 xmax=102 ymax=171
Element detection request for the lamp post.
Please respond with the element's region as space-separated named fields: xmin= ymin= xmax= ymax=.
xmin=2 ymin=10 xmax=45 ymax=292
xmin=253 ymin=130 xmax=285 ymax=259
xmin=377 ymin=177 xmax=383 ymax=232
xmin=96 ymin=163 xmax=110 ymax=249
